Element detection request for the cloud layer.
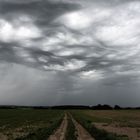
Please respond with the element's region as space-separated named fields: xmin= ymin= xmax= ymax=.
xmin=0 ymin=0 xmax=140 ymax=106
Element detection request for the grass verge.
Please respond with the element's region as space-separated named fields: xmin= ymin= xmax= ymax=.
xmin=16 ymin=115 xmax=63 ymax=140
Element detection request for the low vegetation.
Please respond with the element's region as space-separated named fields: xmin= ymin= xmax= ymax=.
xmin=0 ymin=108 xmax=140 ymax=140
xmin=16 ymin=117 xmax=63 ymax=140
xmin=66 ymin=114 xmax=77 ymax=140
xmin=0 ymin=109 xmax=64 ymax=140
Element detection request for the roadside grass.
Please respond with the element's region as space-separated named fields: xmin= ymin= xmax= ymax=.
xmin=66 ymin=114 xmax=77 ymax=140
xmin=0 ymin=109 xmax=64 ymax=139
xmin=80 ymin=119 xmax=129 ymax=140
xmin=15 ymin=116 xmax=63 ymax=140
xmin=71 ymin=111 xmax=129 ymax=140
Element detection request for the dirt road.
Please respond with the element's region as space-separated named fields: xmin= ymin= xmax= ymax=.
xmin=71 ymin=117 xmax=95 ymax=140
xmin=48 ymin=114 xmax=68 ymax=140
xmin=48 ymin=113 xmax=95 ymax=140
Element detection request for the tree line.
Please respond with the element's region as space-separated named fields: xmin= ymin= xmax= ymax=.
xmin=0 ymin=104 xmax=140 ymax=110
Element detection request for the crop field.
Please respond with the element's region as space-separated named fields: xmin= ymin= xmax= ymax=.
xmin=0 ymin=109 xmax=64 ymax=140
xmin=0 ymin=109 xmax=140 ymax=140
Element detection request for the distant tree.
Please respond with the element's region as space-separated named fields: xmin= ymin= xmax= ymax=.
xmin=91 ymin=104 xmax=113 ymax=110
xmin=114 ymin=105 xmax=122 ymax=110
xmin=102 ymin=104 xmax=113 ymax=110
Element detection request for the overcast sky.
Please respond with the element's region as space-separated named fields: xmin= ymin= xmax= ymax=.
xmin=0 ymin=0 xmax=140 ymax=106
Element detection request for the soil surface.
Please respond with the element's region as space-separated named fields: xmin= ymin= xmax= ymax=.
xmin=48 ymin=114 xmax=68 ymax=140
xmin=94 ymin=122 xmax=140 ymax=140
xmin=0 ymin=133 xmax=8 ymax=140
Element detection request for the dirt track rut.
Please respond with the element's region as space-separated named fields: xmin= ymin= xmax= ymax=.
xmin=48 ymin=114 xmax=68 ymax=140
xmin=48 ymin=113 xmax=95 ymax=140
xmin=71 ymin=117 xmax=95 ymax=140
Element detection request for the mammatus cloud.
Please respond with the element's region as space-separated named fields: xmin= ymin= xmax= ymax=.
xmin=0 ymin=0 xmax=140 ymax=106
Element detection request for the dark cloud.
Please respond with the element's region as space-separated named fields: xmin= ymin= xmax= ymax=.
xmin=0 ymin=0 xmax=140 ymax=106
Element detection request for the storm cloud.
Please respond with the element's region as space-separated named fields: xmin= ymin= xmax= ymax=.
xmin=0 ymin=0 xmax=140 ymax=106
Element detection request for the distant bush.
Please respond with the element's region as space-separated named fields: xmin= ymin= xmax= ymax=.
xmin=114 ymin=105 xmax=122 ymax=110
xmin=91 ymin=104 xmax=113 ymax=110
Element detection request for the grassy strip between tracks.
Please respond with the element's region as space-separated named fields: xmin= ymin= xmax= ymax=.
xmin=66 ymin=114 xmax=77 ymax=140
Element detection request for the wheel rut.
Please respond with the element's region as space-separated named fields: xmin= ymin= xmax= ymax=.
xmin=48 ymin=114 xmax=68 ymax=140
xmin=48 ymin=113 xmax=95 ymax=140
xmin=71 ymin=117 xmax=95 ymax=140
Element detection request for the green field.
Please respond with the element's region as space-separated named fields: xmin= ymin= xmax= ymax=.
xmin=0 ymin=109 xmax=64 ymax=140
xmin=0 ymin=109 xmax=140 ymax=140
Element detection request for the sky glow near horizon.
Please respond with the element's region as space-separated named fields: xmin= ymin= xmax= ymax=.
xmin=0 ymin=0 xmax=140 ymax=106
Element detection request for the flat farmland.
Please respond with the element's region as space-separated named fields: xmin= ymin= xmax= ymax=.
xmin=0 ymin=109 xmax=140 ymax=140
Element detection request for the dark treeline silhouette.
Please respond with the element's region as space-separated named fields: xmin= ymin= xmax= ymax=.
xmin=0 ymin=104 xmax=140 ymax=110
xmin=91 ymin=104 xmax=113 ymax=110
xmin=50 ymin=105 xmax=90 ymax=110
xmin=114 ymin=105 xmax=122 ymax=110
xmin=0 ymin=105 xmax=38 ymax=109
